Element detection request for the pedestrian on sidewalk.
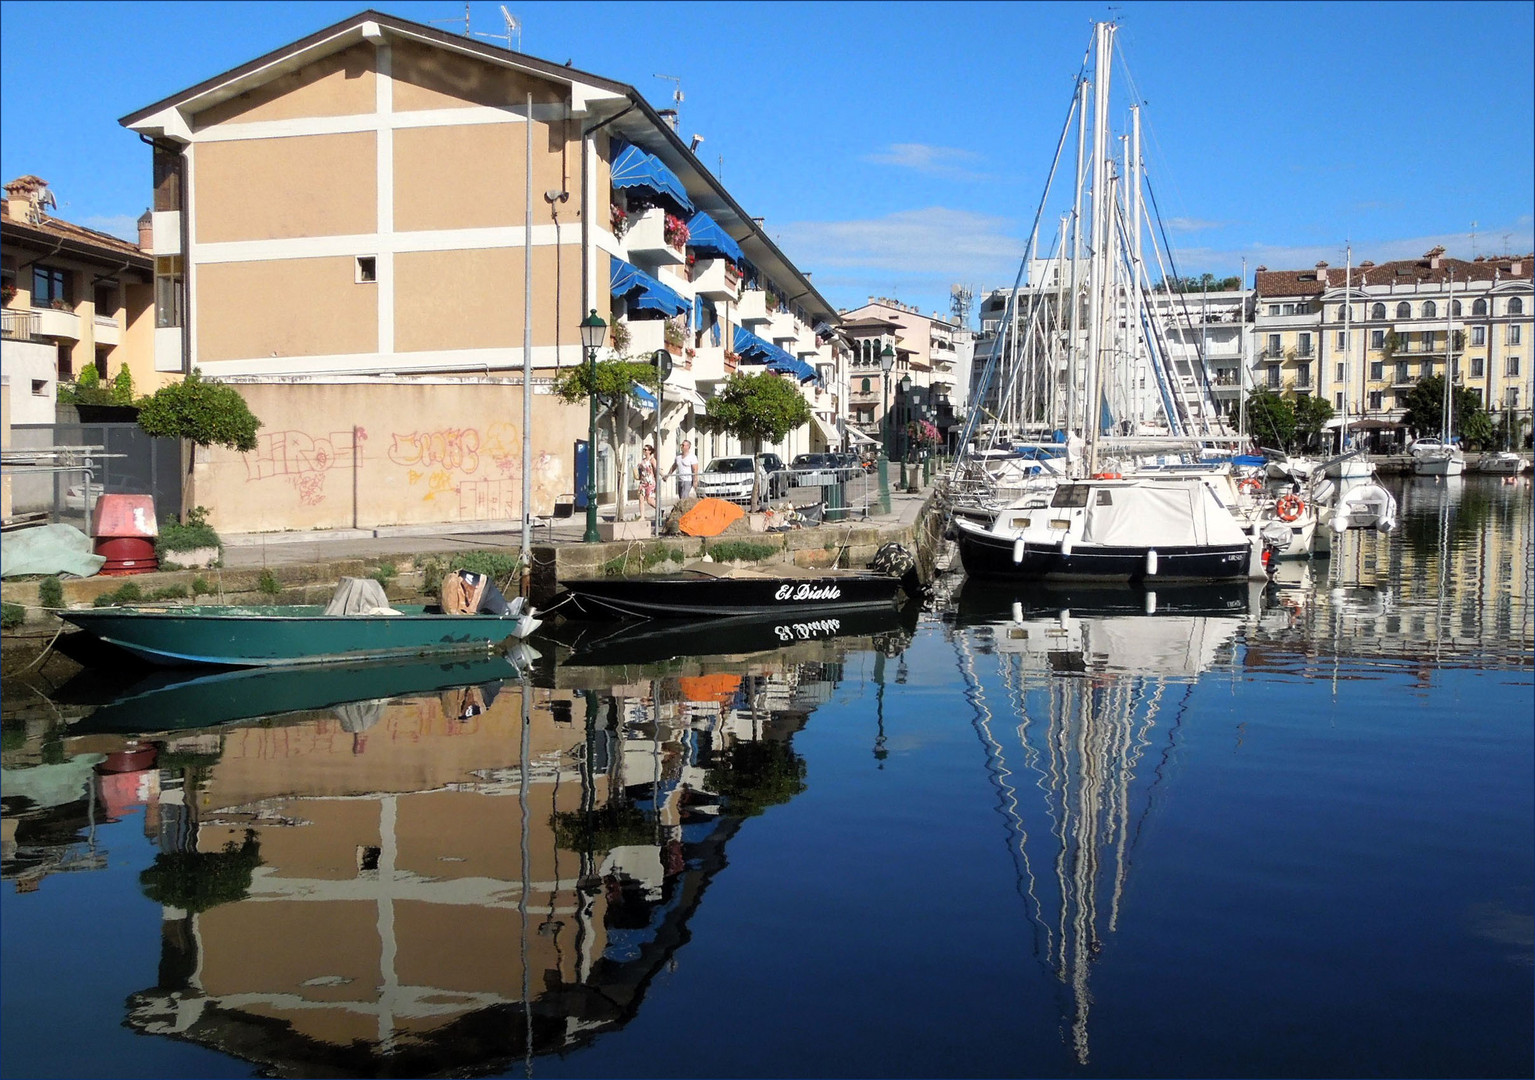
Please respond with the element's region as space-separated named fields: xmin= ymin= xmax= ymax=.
xmin=638 ymin=445 xmax=658 ymax=510
xmin=669 ymin=439 xmax=700 ymax=499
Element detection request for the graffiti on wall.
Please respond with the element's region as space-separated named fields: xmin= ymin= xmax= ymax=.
xmin=245 ymin=427 xmax=366 ymax=506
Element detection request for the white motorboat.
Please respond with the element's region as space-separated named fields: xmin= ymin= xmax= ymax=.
xmin=1476 ymin=451 xmax=1528 ymax=475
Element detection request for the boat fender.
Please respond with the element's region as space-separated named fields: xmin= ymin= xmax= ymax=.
xmin=1376 ymin=517 xmax=1396 ymax=535
xmin=1145 ymin=548 xmax=1158 ymax=576
xmin=1312 ymin=478 xmax=1336 ymax=504
xmin=1144 ymin=590 xmax=1157 ymax=615
xmin=1060 ymin=536 xmax=1074 ymax=557
xmin=1013 ymin=536 xmax=1026 ymax=564
xmin=1275 ymin=494 xmax=1304 ymax=523
xmin=1011 ymin=601 xmax=1023 ymax=625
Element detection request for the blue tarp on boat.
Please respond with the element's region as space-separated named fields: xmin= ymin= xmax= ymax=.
xmin=685 ymin=211 xmax=743 ymax=263
xmin=610 ymin=141 xmax=694 ymax=216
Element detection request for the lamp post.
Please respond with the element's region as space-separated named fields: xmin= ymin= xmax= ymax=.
xmin=878 ymin=344 xmax=895 ymax=513
xmin=580 ymin=309 xmax=608 ymax=543
xmin=899 ymin=373 xmax=916 ymax=492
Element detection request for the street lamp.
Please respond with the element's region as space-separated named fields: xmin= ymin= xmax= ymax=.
xmin=899 ymin=373 xmax=915 ymax=492
xmin=879 ymin=344 xmax=895 ymax=461
xmin=579 ymin=309 xmax=608 ymax=543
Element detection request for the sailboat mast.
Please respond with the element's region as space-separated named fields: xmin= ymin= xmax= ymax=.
xmin=1340 ymin=245 xmax=1351 ymax=455
xmin=1068 ymin=77 xmax=1088 ymax=439
xmin=1130 ymin=105 xmax=1146 ymax=436
xmin=1444 ymin=270 xmax=1455 ymax=442
xmin=1085 ymin=20 xmax=1114 ymax=475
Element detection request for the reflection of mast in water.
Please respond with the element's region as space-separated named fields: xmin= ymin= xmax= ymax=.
xmin=956 ymin=612 xmax=1197 ymax=1065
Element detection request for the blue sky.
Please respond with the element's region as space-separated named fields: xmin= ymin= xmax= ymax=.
xmin=3 ymin=1 xmax=1531 ymax=324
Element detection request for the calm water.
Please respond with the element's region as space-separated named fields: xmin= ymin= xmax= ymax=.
xmin=3 ymin=475 xmax=1531 ymax=1079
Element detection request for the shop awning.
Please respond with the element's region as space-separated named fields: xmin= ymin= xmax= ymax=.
xmin=847 ymin=427 xmax=879 ymax=445
xmin=630 ymin=381 xmax=657 ymax=412
xmin=662 ymin=383 xmax=707 ymax=410
xmin=610 ymin=141 xmax=694 ymax=216
xmin=610 ymin=256 xmax=690 ymax=318
xmin=685 ymin=211 xmax=744 ymax=263
xmin=811 ymin=413 xmax=841 ymax=447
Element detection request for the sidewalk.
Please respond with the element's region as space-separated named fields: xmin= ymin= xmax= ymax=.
xmin=219 ymin=487 xmax=934 ymax=569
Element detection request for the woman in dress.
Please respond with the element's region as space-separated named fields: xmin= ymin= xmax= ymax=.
xmin=638 ymin=444 xmax=658 ymax=510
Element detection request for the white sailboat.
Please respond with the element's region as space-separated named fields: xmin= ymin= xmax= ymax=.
xmin=1412 ymin=272 xmax=1466 ymax=477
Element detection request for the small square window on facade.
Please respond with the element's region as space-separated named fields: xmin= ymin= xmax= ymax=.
xmin=31 ymin=380 xmax=47 ymax=396
xmin=355 ymin=256 xmax=377 ymax=283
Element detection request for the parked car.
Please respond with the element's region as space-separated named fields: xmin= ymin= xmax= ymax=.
xmin=757 ymin=452 xmax=789 ymax=498
xmin=829 ymin=452 xmax=864 ymax=479
xmin=698 ymin=456 xmax=763 ymax=504
xmin=790 ymin=453 xmax=842 ymax=486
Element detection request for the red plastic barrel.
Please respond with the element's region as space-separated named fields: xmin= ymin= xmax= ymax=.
xmin=95 ymin=536 xmax=158 ymax=576
xmin=91 ymin=494 xmax=159 ymax=575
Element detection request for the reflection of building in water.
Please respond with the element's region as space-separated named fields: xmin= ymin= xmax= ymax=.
xmin=1249 ymin=479 xmax=1533 ymax=669
xmin=116 ymin=660 xmax=840 ymax=1075
xmin=954 ymin=606 xmax=1244 ymax=1064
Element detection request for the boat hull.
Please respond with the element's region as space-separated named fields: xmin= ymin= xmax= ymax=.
xmin=57 ymin=604 xmax=534 ymax=668
xmin=955 ymin=523 xmax=1253 ymax=583
xmin=561 ymin=571 xmax=902 ymax=619
xmin=1412 ymin=455 xmax=1465 ymax=477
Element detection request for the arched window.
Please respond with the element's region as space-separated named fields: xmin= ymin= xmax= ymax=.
xmin=1371 ymin=302 xmax=1386 ymax=319
xmin=1452 ymin=300 xmax=1462 ymax=317
xmin=861 ymin=377 xmax=871 ymax=393
xmin=1396 ymin=301 xmax=1411 ymax=319
xmin=1510 ymin=298 xmax=1525 ymax=315
xmin=1422 ymin=300 xmax=1436 ymax=318
xmin=1337 ymin=305 xmax=1348 ymax=322
xmin=1473 ymin=298 xmax=1488 ymax=316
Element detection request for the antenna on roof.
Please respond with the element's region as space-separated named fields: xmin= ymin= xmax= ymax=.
xmin=654 ymin=73 xmax=683 ymax=124
xmin=430 ymin=2 xmax=472 ymax=36
xmin=472 ymin=5 xmax=521 ymax=51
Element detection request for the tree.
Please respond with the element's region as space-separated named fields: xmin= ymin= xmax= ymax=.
xmin=699 ymin=371 xmax=812 ymax=509
xmin=1400 ymin=375 xmax=1489 ymax=443
xmin=1292 ymin=395 xmax=1334 ymax=452
xmin=1245 ymin=387 xmax=1296 ymax=451
xmin=552 ymin=358 xmax=660 ymax=520
xmin=137 ymin=368 xmax=262 ymax=451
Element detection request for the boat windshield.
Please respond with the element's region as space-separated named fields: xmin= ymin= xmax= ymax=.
xmin=1050 ymin=484 xmax=1091 ymax=508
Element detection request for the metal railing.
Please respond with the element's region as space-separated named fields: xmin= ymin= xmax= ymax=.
xmin=1 ymin=309 xmax=39 ymax=340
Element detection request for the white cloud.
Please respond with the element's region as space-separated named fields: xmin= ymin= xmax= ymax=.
xmin=79 ymin=214 xmax=140 ymax=242
xmin=777 ymin=207 xmax=1023 ymax=279
xmin=1169 ymin=221 xmax=1535 ymax=276
xmin=860 ymin=143 xmax=991 ymax=181
xmin=1165 ymin=217 xmax=1230 ymax=233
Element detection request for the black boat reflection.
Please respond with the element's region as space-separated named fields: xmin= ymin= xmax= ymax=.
xmin=66 ymin=646 xmax=539 ymax=735
xmin=954 ymin=577 xmax=1262 ymax=624
xmin=558 ymin=602 xmax=919 ymax=667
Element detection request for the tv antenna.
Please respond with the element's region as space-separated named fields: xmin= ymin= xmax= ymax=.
xmin=473 ymin=5 xmax=521 ymax=51
xmin=1470 ymin=220 xmax=1477 ymax=258
xmin=654 ymin=73 xmax=683 ymax=110
xmin=949 ymin=283 xmax=974 ymax=326
xmin=430 ymin=2 xmax=472 ymax=35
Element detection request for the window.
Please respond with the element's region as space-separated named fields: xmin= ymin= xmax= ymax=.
xmin=1336 ymin=331 xmax=1346 ymax=349
xmin=1396 ymin=301 xmax=1411 ymax=318
xmin=155 ymin=256 xmax=183 ymax=328
xmin=1337 ymin=304 xmax=1348 ymax=322
xmin=31 ymin=380 xmax=47 ymax=397
xmin=1395 ymin=361 xmax=1409 ymax=383
xmin=1473 ymin=297 xmax=1488 ymax=316
xmin=1298 ymin=362 xmax=1311 ymax=386
xmin=1267 ymin=364 xmax=1281 ymax=389
xmin=93 ymin=281 xmax=117 ymax=316
xmin=1371 ymin=302 xmax=1386 ymax=319
xmin=1468 ymin=387 xmax=1483 ymax=406
xmin=1371 ymin=329 xmax=1385 ymax=349
xmin=32 ymin=265 xmax=70 ymax=308
xmin=1472 ymin=326 xmax=1486 ymax=346
xmin=152 ymin=142 xmax=182 ymax=212
xmin=1335 ymin=392 xmax=1343 ymax=409
xmin=1422 ymin=300 xmax=1436 ymax=318
xmin=1267 ymin=333 xmax=1281 ymax=355
xmin=1268 ymin=304 xmax=1280 ymax=316
xmin=1452 ymin=359 xmax=1460 ymax=379
xmin=1508 ymin=356 xmax=1521 ymax=377
xmin=1420 ymin=331 xmax=1434 ymax=351
xmin=1510 ymin=298 xmax=1524 ymax=315
xmin=1422 ymin=361 xmax=1434 ymax=378
xmin=1336 ymin=362 xmax=1346 ymax=381
xmin=355 ymin=256 xmax=377 ymax=283
xmin=1471 ymin=357 xmax=1484 ymax=378
xmin=1368 ymin=390 xmax=1383 ymax=409
xmin=1452 ymin=300 xmax=1462 ymax=317
xmin=1508 ymin=324 xmax=1522 ymax=345
xmin=1297 ymin=332 xmax=1312 ymax=356
xmin=1370 ymin=361 xmax=1384 ymax=380
xmin=55 ymin=342 xmax=72 ymax=381
xmin=861 ymin=377 xmax=870 ymax=392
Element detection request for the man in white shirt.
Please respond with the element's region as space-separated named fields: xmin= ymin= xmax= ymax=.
xmin=670 ymin=440 xmax=700 ymax=499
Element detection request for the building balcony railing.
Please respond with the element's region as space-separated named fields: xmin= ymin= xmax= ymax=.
xmin=690 ymin=258 xmax=741 ymax=303
xmin=735 ymin=288 xmax=770 ymax=326
xmin=624 ymin=207 xmax=687 ymax=266
xmin=1 ymin=308 xmax=40 ymax=341
xmin=31 ymin=305 xmax=80 ymax=341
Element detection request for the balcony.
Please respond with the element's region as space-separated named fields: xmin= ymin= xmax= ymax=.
xmin=1 ymin=308 xmax=40 ymax=341
xmin=32 ymin=304 xmax=81 ymax=341
xmin=625 ymin=207 xmax=686 ymax=266
xmin=735 ymin=288 xmax=770 ymax=327
xmin=768 ymin=308 xmax=799 ymax=344
xmin=93 ymin=313 xmax=121 ymax=346
xmin=691 ymin=343 xmax=726 ymax=382
xmin=621 ymin=317 xmax=666 ymax=358
xmin=691 ymin=258 xmax=741 ymax=303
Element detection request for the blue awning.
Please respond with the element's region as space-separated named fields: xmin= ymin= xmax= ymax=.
xmin=733 ymin=325 xmax=818 ymax=383
xmin=610 ymin=141 xmax=694 ymax=216
xmin=610 ymin=256 xmax=691 ymax=318
xmin=631 ymin=381 xmax=657 ymax=411
xmin=769 ymin=357 xmax=819 ymax=384
xmin=685 ymin=212 xmax=743 ymax=263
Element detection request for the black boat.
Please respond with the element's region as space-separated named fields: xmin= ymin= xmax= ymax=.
xmin=560 ymin=564 xmax=904 ymax=620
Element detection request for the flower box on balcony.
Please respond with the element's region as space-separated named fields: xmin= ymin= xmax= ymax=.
xmin=626 ymin=207 xmax=686 ymax=266
xmin=691 ymin=258 xmax=741 ymax=302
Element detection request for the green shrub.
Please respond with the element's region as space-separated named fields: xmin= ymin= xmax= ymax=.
xmin=599 ymin=542 xmax=680 ymax=577
xmin=706 ymin=539 xmax=780 ymax=564
xmin=257 ymin=570 xmax=281 ymax=597
xmin=191 ymin=576 xmax=212 ymax=597
xmin=91 ymin=582 xmax=145 ymax=607
xmin=149 ymin=585 xmax=188 ymax=601
xmin=157 ymin=505 xmax=221 ymax=557
xmin=1 ymin=603 xmax=24 ymax=630
xmin=136 ymin=369 xmax=262 ymax=452
xmin=369 ymin=562 xmax=397 ymax=586
xmin=38 ymin=577 xmax=63 ymax=609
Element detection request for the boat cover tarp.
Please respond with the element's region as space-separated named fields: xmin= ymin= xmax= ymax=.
xmin=1081 ymin=480 xmax=1245 ymax=547
xmin=678 ymin=497 xmax=745 ymax=537
xmin=610 ymin=142 xmax=694 ymax=215
xmin=685 ymin=212 xmax=743 ymax=262
xmin=325 ymin=577 xmax=399 ymax=616
xmin=0 ymin=523 xmax=105 ymax=579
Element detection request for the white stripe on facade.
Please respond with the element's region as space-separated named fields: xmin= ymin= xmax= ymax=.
xmin=196 ymin=344 xmax=598 ymax=377
xmin=375 ymin=42 xmax=394 ymax=357
xmin=189 ymin=102 xmax=566 ymax=144
xmin=191 ymin=224 xmax=578 ymax=264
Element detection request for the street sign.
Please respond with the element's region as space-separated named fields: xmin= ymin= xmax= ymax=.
xmin=653 ymin=349 xmax=673 ymax=381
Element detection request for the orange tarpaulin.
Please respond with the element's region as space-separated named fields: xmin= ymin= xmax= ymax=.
xmin=678 ymin=673 xmax=743 ymax=706
xmin=678 ymin=497 xmax=745 ymax=537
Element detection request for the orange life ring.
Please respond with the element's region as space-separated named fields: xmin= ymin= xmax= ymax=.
xmin=1238 ymin=477 xmax=1264 ymax=495
xmin=1091 ymin=472 xmax=1123 ymax=480
xmin=1275 ymin=494 xmax=1304 ymax=523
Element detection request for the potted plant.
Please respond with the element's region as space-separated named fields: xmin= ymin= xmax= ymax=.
xmin=663 ymin=213 xmax=689 ymax=250
xmin=0 ymin=283 xmax=15 ymax=304
xmin=608 ymin=319 xmax=631 ymax=355
xmin=664 ymin=320 xmax=685 ymax=354
xmin=610 ymin=203 xmax=629 ymax=238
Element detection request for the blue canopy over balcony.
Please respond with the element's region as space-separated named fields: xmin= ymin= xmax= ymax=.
xmin=733 ymin=325 xmax=819 ymax=383
xmin=611 ymin=141 xmax=694 ymax=217
xmin=610 ymin=256 xmax=691 ymax=318
xmin=685 ymin=211 xmax=744 ymax=263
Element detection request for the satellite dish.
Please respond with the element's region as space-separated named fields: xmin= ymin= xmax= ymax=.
xmin=653 ymin=349 xmax=673 ymax=380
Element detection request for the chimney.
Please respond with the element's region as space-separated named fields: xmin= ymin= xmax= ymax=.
xmin=1511 ymin=259 xmax=1523 ymax=276
xmin=4 ymin=175 xmax=51 ymax=223
xmin=1425 ymin=245 xmax=1445 ymax=269
xmin=657 ymin=108 xmax=678 ymax=131
xmin=137 ymin=209 xmax=153 ymax=251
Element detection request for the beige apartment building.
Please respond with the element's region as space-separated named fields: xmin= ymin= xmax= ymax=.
xmin=0 ymin=176 xmax=158 ymax=426
xmin=120 ymin=10 xmax=840 ymax=532
xmin=1254 ymin=249 xmax=1534 ymax=444
xmin=839 ymin=298 xmax=965 ymax=449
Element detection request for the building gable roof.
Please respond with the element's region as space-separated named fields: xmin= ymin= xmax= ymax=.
xmin=1257 ymin=254 xmax=1533 ymax=298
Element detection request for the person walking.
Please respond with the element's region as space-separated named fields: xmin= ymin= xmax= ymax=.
xmin=669 ymin=439 xmax=700 ymax=499
xmin=637 ymin=444 xmax=658 ymax=511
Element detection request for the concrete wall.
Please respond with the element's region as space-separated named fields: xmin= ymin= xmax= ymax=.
xmin=195 ymin=380 xmax=590 ymax=532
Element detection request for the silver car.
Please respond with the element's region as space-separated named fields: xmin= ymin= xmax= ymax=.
xmin=698 ymin=456 xmax=760 ymax=504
